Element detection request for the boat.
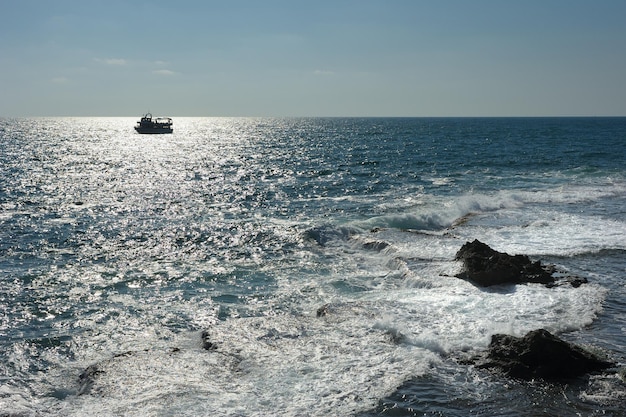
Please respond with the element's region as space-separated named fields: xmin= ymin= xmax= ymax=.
xmin=134 ymin=113 xmax=173 ymax=134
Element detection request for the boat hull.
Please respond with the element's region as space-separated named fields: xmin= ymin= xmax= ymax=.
xmin=135 ymin=127 xmax=173 ymax=134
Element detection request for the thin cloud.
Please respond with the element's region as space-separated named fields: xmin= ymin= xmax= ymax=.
xmin=153 ymin=69 xmax=176 ymax=76
xmin=314 ymin=69 xmax=334 ymax=76
xmin=51 ymin=77 xmax=69 ymax=84
xmin=95 ymin=58 xmax=127 ymax=66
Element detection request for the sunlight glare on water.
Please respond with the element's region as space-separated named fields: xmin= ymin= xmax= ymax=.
xmin=1 ymin=117 xmax=625 ymax=416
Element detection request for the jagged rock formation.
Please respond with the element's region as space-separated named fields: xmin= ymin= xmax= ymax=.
xmin=455 ymin=239 xmax=555 ymax=287
xmin=475 ymin=329 xmax=614 ymax=380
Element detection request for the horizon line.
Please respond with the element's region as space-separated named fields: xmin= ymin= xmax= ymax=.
xmin=3 ymin=115 xmax=626 ymax=119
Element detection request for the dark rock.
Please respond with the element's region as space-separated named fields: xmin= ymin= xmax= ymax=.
xmin=113 ymin=350 xmax=135 ymax=358
xmin=455 ymin=239 xmax=555 ymax=286
xmin=477 ymin=329 xmax=614 ymax=380
xmin=316 ymin=303 xmax=330 ymax=317
xmin=315 ymin=302 xmax=373 ymax=321
xmin=78 ymin=364 xmax=102 ymax=395
xmin=567 ymin=276 xmax=588 ymax=288
xmin=201 ymin=330 xmax=217 ymax=350
xmin=546 ymin=275 xmax=589 ymax=288
xmin=304 ymin=225 xmax=359 ymax=246
xmin=362 ymin=240 xmax=390 ymax=251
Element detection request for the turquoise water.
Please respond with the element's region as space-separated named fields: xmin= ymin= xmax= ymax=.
xmin=1 ymin=117 xmax=625 ymax=416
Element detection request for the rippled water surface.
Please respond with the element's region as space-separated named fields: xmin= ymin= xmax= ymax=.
xmin=1 ymin=117 xmax=625 ymax=416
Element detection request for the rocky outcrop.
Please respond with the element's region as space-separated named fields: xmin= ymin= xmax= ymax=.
xmin=455 ymin=239 xmax=556 ymax=287
xmin=475 ymin=329 xmax=614 ymax=380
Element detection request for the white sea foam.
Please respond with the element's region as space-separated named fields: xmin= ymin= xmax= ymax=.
xmin=360 ymin=191 xmax=527 ymax=232
xmin=6 ymin=191 xmax=617 ymax=417
xmin=3 ymin=117 xmax=624 ymax=417
xmin=357 ymin=183 xmax=626 ymax=257
xmin=45 ymin=314 xmax=438 ymax=416
xmin=39 ymin=242 xmax=607 ymax=417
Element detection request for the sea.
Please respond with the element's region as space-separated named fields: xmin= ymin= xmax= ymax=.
xmin=1 ymin=117 xmax=625 ymax=417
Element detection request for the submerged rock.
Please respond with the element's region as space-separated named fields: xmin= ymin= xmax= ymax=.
xmin=304 ymin=225 xmax=359 ymax=246
xmin=361 ymin=240 xmax=390 ymax=251
xmin=78 ymin=364 xmax=102 ymax=395
xmin=455 ymin=239 xmax=555 ymax=287
xmin=201 ymin=330 xmax=217 ymax=350
xmin=476 ymin=329 xmax=614 ymax=380
xmin=316 ymin=303 xmax=331 ymax=317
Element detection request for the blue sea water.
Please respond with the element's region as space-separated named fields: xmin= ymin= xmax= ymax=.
xmin=1 ymin=117 xmax=625 ymax=416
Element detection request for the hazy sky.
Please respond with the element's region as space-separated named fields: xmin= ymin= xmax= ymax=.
xmin=2 ymin=0 xmax=626 ymax=117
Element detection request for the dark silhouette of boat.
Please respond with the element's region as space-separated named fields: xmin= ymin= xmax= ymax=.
xmin=135 ymin=113 xmax=173 ymax=134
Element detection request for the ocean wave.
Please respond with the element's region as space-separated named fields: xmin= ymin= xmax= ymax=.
xmin=356 ymin=192 xmax=525 ymax=232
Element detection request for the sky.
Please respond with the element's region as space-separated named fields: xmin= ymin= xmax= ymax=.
xmin=2 ymin=0 xmax=626 ymax=117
